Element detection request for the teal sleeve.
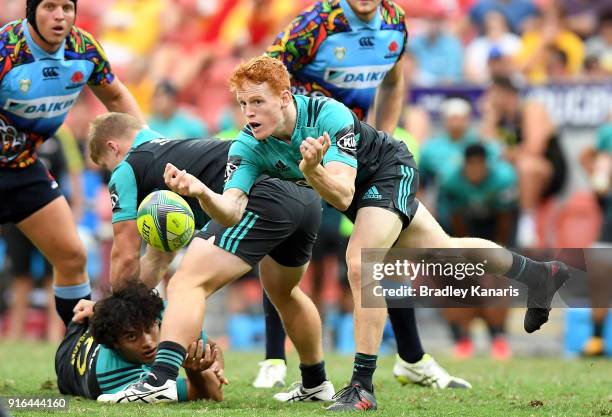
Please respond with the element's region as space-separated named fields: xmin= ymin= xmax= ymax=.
xmin=320 ymin=100 xmax=358 ymax=169
xmin=439 ymin=165 xmax=466 ymax=212
xmin=493 ymin=162 xmax=518 ymax=210
xmin=109 ymin=162 xmax=138 ymax=223
xmin=96 ymin=347 xmax=145 ymax=394
xmin=419 ymin=142 xmax=435 ymax=180
xmin=188 ymin=119 xmax=207 ymax=138
xmin=177 ymin=378 xmax=188 ymax=402
xmin=223 ymin=138 xmax=262 ymax=195
xmin=596 ymin=124 xmax=612 ymax=152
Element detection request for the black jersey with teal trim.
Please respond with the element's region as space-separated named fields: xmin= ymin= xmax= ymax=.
xmin=109 ymin=133 xmax=231 ymax=229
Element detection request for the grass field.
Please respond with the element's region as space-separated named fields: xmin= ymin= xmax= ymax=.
xmin=0 ymin=341 xmax=610 ymax=417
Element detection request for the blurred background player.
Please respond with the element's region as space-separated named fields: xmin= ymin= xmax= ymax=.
xmin=266 ymin=0 xmax=470 ymax=391
xmin=0 ymin=0 xmax=143 ymax=328
xmin=3 ymin=127 xmax=83 ymax=342
xmin=480 ymin=76 xmax=567 ymax=247
xmin=580 ymin=114 xmax=612 ymax=357
xmin=147 ymin=80 xmax=209 ymax=139
xmin=439 ymin=143 xmax=518 ymax=360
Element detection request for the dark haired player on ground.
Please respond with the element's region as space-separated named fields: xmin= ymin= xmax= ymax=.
xmin=0 ymin=0 xmax=143 ymax=330
xmin=55 ymin=282 xmax=227 ymax=402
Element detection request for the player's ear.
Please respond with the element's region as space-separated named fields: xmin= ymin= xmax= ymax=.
xmin=280 ymin=89 xmax=292 ymax=108
xmin=106 ymin=140 xmax=119 ymax=156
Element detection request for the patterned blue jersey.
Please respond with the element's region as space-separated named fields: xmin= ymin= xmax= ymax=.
xmin=0 ymin=19 xmax=114 ymax=168
xmin=268 ymin=0 xmax=407 ymax=121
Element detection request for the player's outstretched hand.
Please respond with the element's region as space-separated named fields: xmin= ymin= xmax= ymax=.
xmin=183 ymin=339 xmax=215 ymax=372
xmin=299 ymin=132 xmax=331 ymax=175
xmin=164 ymin=163 xmax=206 ymax=197
xmin=210 ymin=357 xmax=229 ymax=386
xmin=72 ymin=299 xmax=96 ymax=323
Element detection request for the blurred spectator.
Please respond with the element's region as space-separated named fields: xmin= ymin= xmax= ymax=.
xmin=480 ymin=76 xmax=567 ymax=247
xmin=580 ymin=117 xmax=612 ymax=357
xmin=465 ymin=10 xmax=521 ymax=83
xmin=469 ymin=0 xmax=539 ymax=34
xmin=122 ymin=57 xmax=155 ymax=117
xmin=439 ymin=144 xmax=517 ymax=360
xmin=544 ymin=45 xmax=571 ymax=80
xmin=558 ymin=0 xmax=612 ymax=38
xmin=515 ymin=4 xmax=585 ymax=83
xmin=419 ymin=98 xmax=493 ymax=226
xmin=0 ymin=0 xmax=23 ymax=25
xmin=585 ymin=10 xmax=612 ymax=76
xmin=216 ymin=99 xmax=244 ymax=140
xmin=409 ymin=8 xmax=464 ymax=85
xmin=99 ymin=0 xmax=168 ymax=74
xmin=486 ymin=46 xmax=522 ymax=80
xmin=442 ymin=143 xmax=518 ymax=245
xmin=147 ymin=81 xmax=209 ymax=139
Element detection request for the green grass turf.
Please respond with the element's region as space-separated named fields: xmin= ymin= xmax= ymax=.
xmin=0 ymin=341 xmax=610 ymax=416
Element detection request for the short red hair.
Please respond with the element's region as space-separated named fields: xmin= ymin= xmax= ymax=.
xmin=229 ymin=55 xmax=291 ymax=95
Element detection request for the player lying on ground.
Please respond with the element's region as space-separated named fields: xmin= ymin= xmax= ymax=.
xmin=55 ymin=282 xmax=227 ymax=402
xmin=88 ymin=113 xmax=334 ymax=403
xmin=124 ymin=56 xmax=568 ymax=411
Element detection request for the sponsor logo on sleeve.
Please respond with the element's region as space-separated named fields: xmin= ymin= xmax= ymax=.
xmin=109 ymin=184 xmax=120 ymax=212
xmin=335 ymin=126 xmax=357 ymax=158
xmin=225 ymin=156 xmax=242 ymax=182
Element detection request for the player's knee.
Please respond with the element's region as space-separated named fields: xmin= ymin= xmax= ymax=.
xmin=263 ymin=284 xmax=291 ymax=307
xmin=346 ymin=257 xmax=363 ymax=288
xmin=53 ymin=243 xmax=87 ymax=278
xmin=167 ymin=270 xmax=215 ymax=299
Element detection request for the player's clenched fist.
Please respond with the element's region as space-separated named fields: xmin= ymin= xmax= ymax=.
xmin=299 ymin=132 xmax=331 ymax=175
xmin=164 ymin=163 xmax=206 ymax=197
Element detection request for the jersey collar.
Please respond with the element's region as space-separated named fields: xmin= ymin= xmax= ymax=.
xmin=132 ymin=128 xmax=164 ymax=149
xmin=22 ymin=19 xmax=66 ymax=60
xmin=290 ymin=95 xmax=305 ymax=144
xmin=340 ymin=0 xmax=382 ymax=31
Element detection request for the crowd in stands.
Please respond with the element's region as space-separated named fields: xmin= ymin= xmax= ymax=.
xmin=0 ymin=0 xmax=610 ymax=357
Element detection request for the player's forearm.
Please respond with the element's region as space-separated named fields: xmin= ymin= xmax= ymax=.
xmin=110 ymin=246 xmax=140 ymax=290
xmin=374 ymin=79 xmax=405 ymax=133
xmin=303 ymin=165 xmax=355 ymax=211
xmin=139 ymin=246 xmax=175 ymax=288
xmin=195 ymin=187 xmax=245 ymax=227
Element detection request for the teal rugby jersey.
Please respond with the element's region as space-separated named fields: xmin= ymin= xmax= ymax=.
xmin=224 ymin=94 xmax=402 ymax=194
